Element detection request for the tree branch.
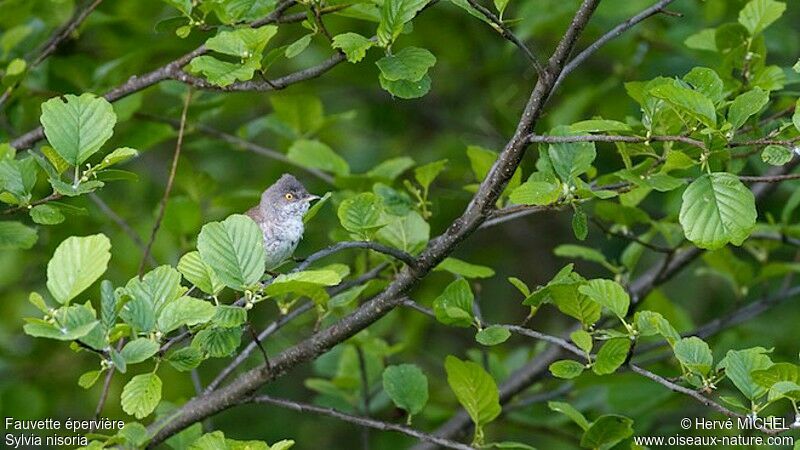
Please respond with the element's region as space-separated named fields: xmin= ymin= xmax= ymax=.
xmin=465 ymin=0 xmax=543 ymax=73
xmin=146 ymin=0 xmax=603 ymax=444
xmin=247 ymin=395 xmax=476 ymax=450
xmin=296 ymin=241 xmax=417 ymax=271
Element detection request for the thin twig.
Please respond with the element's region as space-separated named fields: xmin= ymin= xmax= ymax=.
xmin=0 ymin=0 xmax=104 ymax=108
xmin=591 ymin=218 xmax=674 ymax=253
xmin=136 ymin=114 xmax=334 ymax=184
xmin=138 ymin=89 xmax=192 ymax=276
xmin=296 ymin=241 xmax=416 ymax=271
xmin=465 ymin=0 xmax=543 ymax=73
xmin=356 ymin=346 xmax=371 ymax=450
xmin=247 ymin=395 xmax=476 ymax=450
xmin=89 ymin=193 xmax=157 ymax=266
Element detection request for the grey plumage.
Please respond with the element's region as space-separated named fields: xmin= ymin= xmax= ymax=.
xmin=246 ymin=174 xmax=319 ymax=270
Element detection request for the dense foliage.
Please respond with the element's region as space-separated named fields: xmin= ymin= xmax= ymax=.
xmin=2 ymin=0 xmax=800 ymax=449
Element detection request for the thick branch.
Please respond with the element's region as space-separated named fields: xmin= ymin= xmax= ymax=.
xmin=146 ymin=1 xmax=602 ymax=444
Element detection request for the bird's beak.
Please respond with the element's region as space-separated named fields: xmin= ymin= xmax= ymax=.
xmin=304 ymin=194 xmax=321 ymax=202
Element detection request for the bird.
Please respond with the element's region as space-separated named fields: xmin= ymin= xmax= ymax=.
xmin=246 ymin=174 xmax=319 ymax=270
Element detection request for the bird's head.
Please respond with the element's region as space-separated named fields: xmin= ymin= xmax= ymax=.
xmin=260 ymin=174 xmax=320 ymax=218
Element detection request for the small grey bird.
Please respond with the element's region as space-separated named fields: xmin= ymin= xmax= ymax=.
xmin=246 ymin=174 xmax=319 ymax=270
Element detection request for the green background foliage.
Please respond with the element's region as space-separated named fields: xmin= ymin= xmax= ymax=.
xmin=2 ymin=0 xmax=800 ymax=449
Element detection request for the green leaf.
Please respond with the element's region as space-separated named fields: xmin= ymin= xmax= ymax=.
xmin=192 ymin=326 xmax=242 ymax=358
xmin=673 ymin=336 xmax=713 ymax=376
xmin=650 ymin=81 xmax=716 ymax=128
xmin=434 ymin=257 xmax=494 ymax=278
xmin=78 ymin=370 xmax=102 ymax=389
xmin=728 ymin=88 xmax=769 ymax=131
xmin=376 ymin=47 xmax=436 ymax=82
xmin=121 ymin=373 xmax=162 ymax=419
xmin=684 ymin=28 xmax=717 ymax=52
xmin=752 ymin=362 xmax=800 ymax=387
xmin=40 ymin=94 xmax=117 ymax=166
xmin=548 ymin=401 xmax=590 ymax=431
xmin=2 ymin=58 xmax=26 ymax=87
xmin=509 ymin=173 xmax=560 ymax=206
xmin=376 ymin=211 xmax=429 ymax=254
xmin=0 ymin=156 xmax=37 ymax=200
xmin=414 ymin=159 xmax=447 ymax=191
xmin=549 ymin=360 xmax=585 ymax=379
xmin=187 ymin=56 xmax=260 ymax=87
xmin=287 ymin=139 xmax=350 ymax=176
xmin=178 ymin=251 xmax=224 ymax=295
xmin=761 ymin=145 xmax=792 ymax=166
xmin=543 ymin=127 xmax=596 ymax=185
xmin=718 ymin=347 xmax=773 ymax=400
xmin=189 ymin=431 xmax=227 ymax=450
xmin=368 ymin=157 xmax=415 ymax=181
xmin=93 ymin=147 xmax=139 ymax=171
xmin=444 ymin=355 xmax=501 ymax=444
xmin=285 ymin=34 xmax=312 ymax=58
xmin=634 ymin=310 xmax=680 ymax=345
xmin=570 ymin=329 xmax=593 ymax=354
xmin=572 ymin=207 xmax=588 ymax=241
xmin=332 ymin=33 xmax=375 ymax=63
xmin=432 ymin=278 xmax=474 ymax=327
xmin=206 ymin=26 xmax=277 ymax=58
xmin=337 ymin=192 xmax=385 ymax=233
xmin=46 ymin=234 xmax=111 ymax=304
xmin=197 ymin=214 xmax=266 ymax=290
xmin=0 ymin=221 xmax=37 ymax=250
xmin=377 ymin=0 xmax=428 ymax=47
xmin=580 ymin=415 xmax=634 ymax=450
xmin=475 ymin=325 xmax=510 ymax=346
xmin=383 ymin=364 xmax=429 ymax=418
xmin=493 ymin=0 xmax=509 ymax=16
xmin=592 ymin=338 xmax=631 ymax=375
xmin=552 ymin=285 xmax=601 ymax=327
xmin=679 ymin=173 xmax=756 ymax=250
xmin=30 ymin=204 xmax=64 ymax=225
xmin=793 ymin=99 xmax=800 ymax=132
xmin=684 ymin=67 xmax=724 ymax=103
xmin=379 ymin=73 xmax=432 ymax=99
xmin=578 ymin=279 xmax=630 ymax=320
xmin=158 ymin=296 xmax=216 ymax=333
xmin=738 ymin=0 xmax=786 ymax=36
xmin=121 ymin=338 xmax=159 ymax=364
xmin=24 ymin=305 xmax=100 ymax=342
xmin=100 ymin=280 xmax=116 ymax=330
xmin=166 ymin=346 xmax=204 ymax=372
xmin=211 ymin=305 xmax=247 ymax=328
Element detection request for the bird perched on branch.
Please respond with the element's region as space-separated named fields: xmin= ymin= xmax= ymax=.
xmin=246 ymin=174 xmax=319 ymax=270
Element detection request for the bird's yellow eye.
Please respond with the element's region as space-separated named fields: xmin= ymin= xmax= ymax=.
xmin=285 ymin=193 xmax=294 ymax=200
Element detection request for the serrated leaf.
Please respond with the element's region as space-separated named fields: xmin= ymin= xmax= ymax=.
xmin=121 ymin=338 xmax=159 ymax=364
xmin=738 ymin=0 xmax=786 ymax=36
xmin=166 ymin=346 xmax=204 ymax=372
xmin=578 ymin=279 xmax=630 ymax=320
xmin=376 ymin=47 xmax=436 ymax=82
xmin=444 ymin=355 xmax=501 ymax=444
xmin=434 ymin=257 xmax=494 ymax=278
xmin=188 ymin=56 xmax=260 ymax=87
xmin=580 ymin=415 xmax=634 ymax=450
xmin=30 ymin=204 xmax=64 ymax=225
xmin=761 ymin=145 xmax=792 ymax=166
xmin=198 ymin=214 xmax=265 ymax=290
xmin=377 ymin=0 xmax=428 ymax=46
xmin=192 ymin=326 xmax=242 ymax=358
xmin=178 ymin=251 xmax=224 ymax=295
xmin=40 ymin=94 xmax=116 ymax=166
xmin=432 ymin=278 xmax=474 ymax=327
xmin=287 ymin=139 xmax=350 ymax=176
xmin=679 ymin=173 xmax=756 ymax=250
xmin=46 ymin=234 xmax=111 ymax=304
xmin=379 ymin=73 xmax=432 ymax=99
xmin=570 ymin=329 xmax=593 ymax=354
xmin=0 ymin=221 xmax=37 ymax=250
xmin=728 ymin=88 xmax=769 ymax=131
xmin=592 ymin=338 xmax=630 ymax=375
xmin=332 ymin=33 xmax=375 ymax=63
xmin=376 ymin=211 xmax=429 ymax=254
xmin=206 ymin=26 xmax=277 ymax=58
xmin=548 ymin=401 xmax=590 ymax=430
xmin=158 ymin=296 xmax=216 ymax=333
xmin=650 ymin=81 xmax=716 ymax=128
xmin=673 ymin=337 xmax=713 ymax=376
xmin=284 ymin=34 xmax=312 ymax=59
xmin=684 ymin=67 xmax=724 ymax=103
xmin=414 ymin=159 xmax=447 ymax=191
xmin=121 ymin=373 xmax=162 ymax=419
xmin=337 ymin=192 xmax=385 ymax=233
xmin=719 ymin=347 xmax=773 ymax=400
xmin=383 ymin=364 xmax=429 ymax=418
xmin=78 ymin=370 xmax=102 ymax=389
xmin=475 ymin=325 xmax=510 ymax=346
xmin=549 ymin=359 xmax=585 ymax=379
